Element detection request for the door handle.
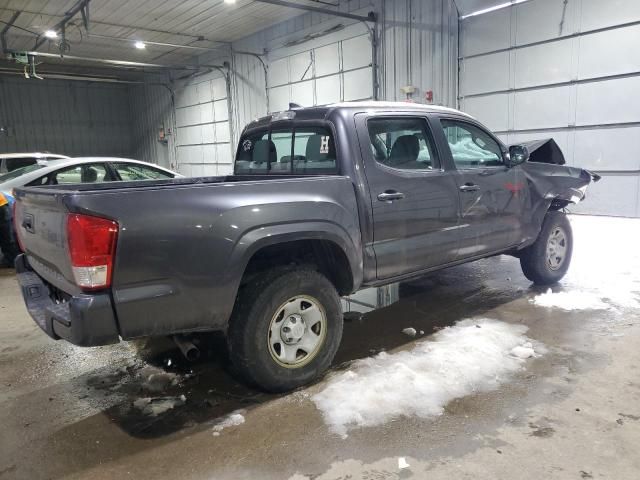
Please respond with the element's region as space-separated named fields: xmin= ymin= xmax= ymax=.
xmin=459 ymin=183 xmax=480 ymax=192
xmin=377 ymin=191 xmax=405 ymax=202
xmin=22 ymin=214 xmax=34 ymax=233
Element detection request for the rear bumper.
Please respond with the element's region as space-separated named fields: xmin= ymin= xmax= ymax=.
xmin=15 ymin=254 xmax=120 ymax=346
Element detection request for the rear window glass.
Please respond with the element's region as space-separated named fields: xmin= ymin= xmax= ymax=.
xmin=0 ymin=163 xmax=46 ymax=182
xmin=6 ymin=157 xmax=37 ymax=172
xmin=235 ymin=126 xmax=337 ymax=175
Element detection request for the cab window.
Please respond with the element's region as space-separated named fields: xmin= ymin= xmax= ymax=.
xmin=441 ymin=120 xmax=503 ymax=168
xmin=366 ymin=117 xmax=439 ymax=170
xmin=235 ymin=126 xmax=337 ymax=175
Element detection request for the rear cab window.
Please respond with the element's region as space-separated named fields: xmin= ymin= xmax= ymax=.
xmin=235 ymin=124 xmax=338 ymax=175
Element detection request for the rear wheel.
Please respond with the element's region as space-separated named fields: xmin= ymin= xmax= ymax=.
xmin=227 ymin=268 xmax=343 ymax=392
xmin=520 ymin=211 xmax=573 ymax=285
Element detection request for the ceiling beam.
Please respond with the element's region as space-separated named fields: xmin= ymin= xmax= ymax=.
xmin=33 ymin=0 xmax=92 ymax=50
xmin=11 ymin=50 xmax=225 ymax=71
xmin=1 ymin=10 xmax=21 ymax=53
xmin=87 ymin=33 xmax=228 ymax=51
xmin=252 ymin=0 xmax=377 ymax=23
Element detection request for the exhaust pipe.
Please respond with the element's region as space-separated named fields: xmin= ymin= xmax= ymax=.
xmin=173 ymin=335 xmax=200 ymax=361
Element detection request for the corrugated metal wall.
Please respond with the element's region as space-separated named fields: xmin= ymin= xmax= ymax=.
xmin=227 ymin=0 xmax=458 ymax=149
xmin=459 ymin=0 xmax=640 ymax=217
xmin=379 ymin=0 xmax=458 ymax=106
xmin=128 ymin=81 xmax=176 ymax=169
xmin=0 ymin=76 xmax=133 ymax=157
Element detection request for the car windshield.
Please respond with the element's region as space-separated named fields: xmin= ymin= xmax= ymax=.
xmin=0 ymin=163 xmax=46 ymax=182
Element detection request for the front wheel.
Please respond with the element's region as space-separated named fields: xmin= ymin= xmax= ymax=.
xmin=520 ymin=211 xmax=573 ymax=285
xmin=227 ymin=268 xmax=343 ymax=392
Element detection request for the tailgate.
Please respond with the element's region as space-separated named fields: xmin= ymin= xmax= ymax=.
xmin=14 ymin=189 xmax=77 ymax=291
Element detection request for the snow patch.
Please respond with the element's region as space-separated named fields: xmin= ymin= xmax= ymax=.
xmin=312 ymin=319 xmax=540 ymax=437
xmin=531 ymin=289 xmax=610 ymax=311
xmin=401 ymin=327 xmax=417 ymax=337
xmin=212 ymin=410 xmax=246 ymax=435
xmin=133 ymin=395 xmax=186 ymax=416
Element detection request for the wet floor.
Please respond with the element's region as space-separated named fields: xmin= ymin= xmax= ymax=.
xmin=1 ymin=215 xmax=640 ymax=480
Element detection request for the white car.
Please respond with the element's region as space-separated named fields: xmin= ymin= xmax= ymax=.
xmin=0 ymin=157 xmax=181 ymax=197
xmin=0 ymin=152 xmax=70 ymax=173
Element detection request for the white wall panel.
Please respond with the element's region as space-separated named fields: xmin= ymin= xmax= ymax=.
xmin=268 ymin=57 xmax=289 ymax=87
xmin=291 ymin=80 xmax=314 ymax=106
xmin=572 ymin=175 xmax=639 ymax=218
xmin=514 ymin=0 xmax=578 ymax=45
xmin=316 ymin=75 xmax=341 ymax=105
xmin=213 ymin=100 xmax=229 ymax=122
xmin=269 ymin=85 xmax=290 ymax=112
xmin=462 ymin=93 xmax=510 ymax=131
xmin=575 ymin=77 xmax=640 ymax=126
xmin=343 ymin=68 xmax=373 ymax=101
xmin=514 ymin=39 xmax=573 ymax=88
xmin=315 ymin=43 xmax=340 ymax=76
xmin=342 ymin=35 xmax=372 ymax=69
xmin=513 ymin=86 xmax=573 ymax=130
xmin=211 ymin=77 xmax=228 ymax=99
xmin=573 ymin=127 xmax=640 ymax=171
xmin=577 ymin=25 xmax=640 ymax=79
xmin=202 ymin=125 xmax=215 ymax=144
xmin=580 ymin=0 xmax=640 ymax=31
xmin=174 ymin=71 xmax=232 ymax=175
xmin=290 ymin=52 xmax=313 ymax=82
xmin=265 ymin=29 xmax=372 ymax=112
xmin=460 ymin=7 xmax=510 ymax=57
xmin=460 ymin=52 xmax=510 ymax=95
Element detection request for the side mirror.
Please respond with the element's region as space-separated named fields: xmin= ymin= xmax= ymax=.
xmin=507 ymin=145 xmax=529 ymax=167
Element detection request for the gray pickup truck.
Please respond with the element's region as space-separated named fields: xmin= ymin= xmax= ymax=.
xmin=13 ymin=102 xmax=598 ymax=391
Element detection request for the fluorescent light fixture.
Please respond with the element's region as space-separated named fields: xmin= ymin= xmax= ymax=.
xmin=460 ymin=0 xmax=531 ymax=19
xmin=44 ymin=30 xmax=58 ymax=39
xmin=224 ymin=0 xmax=236 ymax=4
xmin=134 ymin=41 xmax=146 ymax=49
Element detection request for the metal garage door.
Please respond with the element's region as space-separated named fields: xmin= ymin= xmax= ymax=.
xmin=174 ymin=73 xmax=233 ymax=177
xmin=458 ymin=0 xmax=640 ymax=217
xmin=267 ymin=31 xmax=373 ymax=112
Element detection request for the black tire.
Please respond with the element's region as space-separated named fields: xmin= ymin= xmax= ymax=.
xmin=227 ymin=268 xmax=343 ymax=392
xmin=520 ymin=210 xmax=573 ymax=285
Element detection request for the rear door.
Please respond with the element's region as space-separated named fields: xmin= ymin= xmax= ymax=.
xmin=431 ymin=116 xmax=527 ymax=257
xmin=355 ymin=113 xmax=461 ymax=280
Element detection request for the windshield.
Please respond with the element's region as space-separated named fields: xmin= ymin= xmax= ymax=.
xmin=0 ymin=163 xmax=46 ymax=183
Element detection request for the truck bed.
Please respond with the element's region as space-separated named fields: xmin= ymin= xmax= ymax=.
xmin=14 ymin=173 xmax=362 ymax=341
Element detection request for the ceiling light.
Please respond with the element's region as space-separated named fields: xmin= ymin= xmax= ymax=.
xmin=44 ymin=30 xmax=58 ymax=39
xmin=460 ymin=0 xmax=531 ymax=20
xmin=134 ymin=41 xmax=146 ymax=49
xmin=224 ymin=0 xmax=236 ymax=4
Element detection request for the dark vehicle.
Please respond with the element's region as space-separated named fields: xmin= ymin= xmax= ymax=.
xmin=13 ymin=102 xmax=598 ymax=391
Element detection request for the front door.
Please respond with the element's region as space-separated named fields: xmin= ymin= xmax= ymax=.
xmin=355 ymin=114 xmax=461 ymax=280
xmin=434 ymin=117 xmax=527 ymax=258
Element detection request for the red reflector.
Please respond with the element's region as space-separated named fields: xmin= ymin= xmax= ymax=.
xmin=67 ymin=214 xmax=118 ymax=290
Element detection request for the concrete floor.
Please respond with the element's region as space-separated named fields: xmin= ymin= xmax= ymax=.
xmin=1 ymin=216 xmax=639 ymax=480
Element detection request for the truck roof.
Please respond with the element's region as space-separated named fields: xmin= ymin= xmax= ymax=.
xmin=245 ymin=101 xmax=473 ymax=130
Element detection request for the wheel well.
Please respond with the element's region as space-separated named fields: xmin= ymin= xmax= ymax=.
xmin=241 ymin=239 xmax=354 ymax=296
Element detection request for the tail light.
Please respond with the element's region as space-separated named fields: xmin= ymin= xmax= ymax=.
xmin=67 ymin=213 xmax=118 ymax=290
